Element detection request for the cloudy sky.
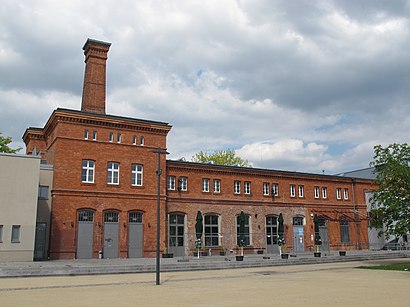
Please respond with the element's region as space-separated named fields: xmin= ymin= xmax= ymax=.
xmin=1 ymin=0 xmax=409 ymax=174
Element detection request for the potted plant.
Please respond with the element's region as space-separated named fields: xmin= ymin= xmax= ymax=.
xmin=339 ymin=250 xmax=346 ymax=256
xmin=162 ymin=247 xmax=173 ymax=258
xmin=219 ymin=246 xmax=226 ymax=256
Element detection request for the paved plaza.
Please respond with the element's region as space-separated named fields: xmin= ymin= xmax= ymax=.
xmin=0 ymin=258 xmax=409 ymax=306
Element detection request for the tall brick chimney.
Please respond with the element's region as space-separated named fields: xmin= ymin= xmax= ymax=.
xmin=81 ymin=38 xmax=111 ymax=114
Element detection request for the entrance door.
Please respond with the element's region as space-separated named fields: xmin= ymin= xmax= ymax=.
xmin=169 ymin=214 xmax=185 ymax=257
xmin=77 ymin=210 xmax=94 ymax=259
xmin=34 ymin=222 xmax=47 ymax=260
xmin=104 ymin=211 xmax=119 ymax=259
xmin=266 ymin=216 xmax=279 ymax=254
xmin=292 ymin=217 xmax=305 ymax=253
xmin=318 ymin=218 xmax=329 ymax=253
xmin=128 ymin=212 xmax=143 ymax=258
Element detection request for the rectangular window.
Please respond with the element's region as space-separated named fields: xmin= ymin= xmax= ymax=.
xmin=92 ymin=130 xmax=97 ymax=141
xmin=263 ymin=183 xmax=270 ymax=196
xmin=0 ymin=225 xmax=3 ymax=242
xmin=167 ymin=176 xmax=176 ymax=190
xmin=178 ymin=177 xmax=188 ymax=191
xmin=272 ymin=183 xmax=279 ymax=196
xmin=314 ymin=186 xmax=319 ymax=199
xmin=213 ymin=179 xmax=221 ymax=193
xmin=336 ymin=188 xmax=342 ymax=200
xmin=234 ymin=181 xmax=241 ymax=194
xmin=237 ymin=215 xmax=250 ymax=246
xmin=117 ymin=133 xmax=121 ymax=143
xmin=11 ymin=225 xmax=20 ymax=243
xmin=107 ymin=162 xmax=120 ymax=185
xmin=140 ymin=136 xmax=145 ymax=145
xmin=82 ymin=160 xmax=95 ymax=183
xmin=322 ymin=187 xmax=327 ymax=199
xmin=38 ymin=185 xmax=49 ymax=199
xmin=244 ymin=181 xmax=251 ymax=194
xmin=205 ymin=215 xmax=219 ymax=246
xmin=290 ymin=184 xmax=296 ymax=197
xmin=298 ymin=185 xmax=304 ymax=198
xmin=202 ymin=178 xmax=210 ymax=192
xmin=343 ymin=188 xmax=349 ymax=200
xmin=109 ymin=132 xmax=114 ymax=142
xmin=340 ymin=221 xmax=350 ymax=243
xmin=84 ymin=130 xmax=89 ymax=140
xmin=131 ymin=164 xmax=143 ymax=186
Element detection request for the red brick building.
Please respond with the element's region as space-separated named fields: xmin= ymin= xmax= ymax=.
xmin=24 ymin=39 xmax=373 ymax=259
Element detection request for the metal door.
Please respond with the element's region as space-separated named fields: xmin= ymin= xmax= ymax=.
xmin=77 ymin=210 xmax=94 ymax=259
xmin=104 ymin=212 xmax=119 ymax=259
xmin=318 ymin=218 xmax=329 ymax=253
xmin=128 ymin=212 xmax=143 ymax=258
xmin=266 ymin=216 xmax=279 ymax=254
xmin=34 ymin=223 xmax=47 ymax=260
xmin=293 ymin=217 xmax=305 ymax=253
xmin=169 ymin=214 xmax=185 ymax=256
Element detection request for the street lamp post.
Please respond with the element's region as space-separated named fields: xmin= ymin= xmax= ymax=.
xmin=151 ymin=147 xmax=169 ymax=285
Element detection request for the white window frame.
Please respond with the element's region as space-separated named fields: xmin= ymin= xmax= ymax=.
xmin=82 ymin=160 xmax=95 ymax=183
xmin=314 ymin=186 xmax=319 ymax=199
xmin=213 ymin=179 xmax=221 ymax=193
xmin=263 ymin=182 xmax=270 ymax=196
xmin=336 ymin=188 xmax=342 ymax=200
xmin=202 ymin=178 xmax=210 ymax=192
xmin=84 ymin=130 xmax=89 ymax=140
xmin=117 ymin=133 xmax=121 ymax=143
xmin=343 ymin=188 xmax=349 ymax=200
xmin=92 ymin=130 xmax=97 ymax=141
xmin=140 ymin=136 xmax=145 ymax=146
xmin=322 ymin=187 xmax=327 ymax=199
xmin=132 ymin=135 xmax=137 ymax=145
xmin=272 ymin=183 xmax=279 ymax=196
xmin=167 ymin=176 xmax=176 ymax=190
xmin=131 ymin=164 xmax=143 ymax=186
xmin=178 ymin=177 xmax=188 ymax=191
xmin=244 ymin=181 xmax=251 ymax=194
xmin=107 ymin=162 xmax=120 ymax=185
xmin=234 ymin=181 xmax=241 ymax=194
xmin=290 ymin=184 xmax=296 ymax=197
xmin=298 ymin=185 xmax=304 ymax=198
xmin=109 ymin=132 xmax=114 ymax=142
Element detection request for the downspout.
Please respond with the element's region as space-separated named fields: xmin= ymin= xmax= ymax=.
xmin=352 ymin=179 xmax=359 ymax=250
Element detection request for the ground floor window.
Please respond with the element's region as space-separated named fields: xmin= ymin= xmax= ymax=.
xmin=204 ymin=215 xmax=219 ymax=246
xmin=169 ymin=214 xmax=184 ymax=247
xmin=237 ymin=214 xmax=250 ymax=246
xmin=340 ymin=220 xmax=350 ymax=243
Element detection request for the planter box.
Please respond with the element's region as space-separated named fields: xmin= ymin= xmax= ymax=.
xmin=236 ymin=255 xmax=244 ymax=261
xmin=193 ymin=251 xmax=208 ymax=257
xmin=339 ymin=250 xmax=346 ymax=256
xmin=162 ymin=253 xmax=173 ymax=258
xmin=219 ymin=251 xmax=226 ymax=256
xmin=281 ymin=253 xmax=289 ymax=259
xmin=257 ymin=250 xmax=264 ymax=255
xmin=314 ymin=252 xmax=321 ymax=257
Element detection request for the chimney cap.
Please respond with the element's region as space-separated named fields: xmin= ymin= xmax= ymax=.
xmin=82 ymin=38 xmax=111 ymax=51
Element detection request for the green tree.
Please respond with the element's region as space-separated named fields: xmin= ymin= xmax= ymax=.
xmin=0 ymin=132 xmax=21 ymax=153
xmin=192 ymin=149 xmax=251 ymax=167
xmin=369 ymin=143 xmax=410 ymax=239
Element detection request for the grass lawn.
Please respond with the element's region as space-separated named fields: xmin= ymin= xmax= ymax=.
xmin=357 ymin=262 xmax=410 ymax=271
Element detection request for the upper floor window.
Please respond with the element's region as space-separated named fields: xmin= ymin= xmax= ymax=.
xmin=298 ymin=185 xmax=304 ymax=198
xmin=213 ymin=179 xmax=221 ymax=193
xmin=322 ymin=187 xmax=327 ymax=199
xmin=131 ymin=164 xmax=143 ymax=186
xmin=109 ymin=132 xmax=114 ymax=142
xmin=92 ymin=130 xmax=97 ymax=141
xmin=336 ymin=188 xmax=342 ymax=200
xmin=11 ymin=225 xmax=20 ymax=243
xmin=202 ymin=178 xmax=210 ymax=192
xmin=82 ymin=160 xmax=95 ymax=183
xmin=343 ymin=188 xmax=349 ymax=200
xmin=290 ymin=184 xmax=296 ymax=197
xmin=38 ymin=186 xmax=49 ymax=199
xmin=263 ymin=183 xmax=270 ymax=196
xmin=244 ymin=181 xmax=251 ymax=195
xmin=84 ymin=130 xmax=89 ymax=140
xmin=117 ymin=133 xmax=122 ymax=143
xmin=107 ymin=162 xmax=120 ymax=185
xmin=234 ymin=181 xmax=241 ymax=194
xmin=314 ymin=186 xmax=319 ymax=199
xmin=272 ymin=183 xmax=279 ymax=196
xmin=140 ymin=136 xmax=145 ymax=146
xmin=0 ymin=225 xmax=3 ymax=243
xmin=167 ymin=176 xmax=176 ymax=190
xmin=132 ymin=135 xmax=137 ymax=145
xmin=178 ymin=177 xmax=188 ymax=191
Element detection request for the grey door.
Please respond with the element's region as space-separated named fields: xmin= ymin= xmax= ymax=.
xmin=292 ymin=217 xmax=305 ymax=253
xmin=104 ymin=212 xmax=119 ymax=259
xmin=319 ymin=218 xmax=330 ymax=253
xmin=266 ymin=216 xmax=279 ymax=254
xmin=169 ymin=214 xmax=185 ymax=257
xmin=77 ymin=210 xmax=94 ymax=259
xmin=128 ymin=212 xmax=143 ymax=258
xmin=34 ymin=222 xmax=47 ymax=260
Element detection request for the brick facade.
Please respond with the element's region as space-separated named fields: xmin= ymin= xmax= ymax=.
xmin=23 ymin=39 xmax=374 ymax=259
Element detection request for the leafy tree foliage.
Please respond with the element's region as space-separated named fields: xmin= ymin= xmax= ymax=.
xmin=369 ymin=143 xmax=410 ymax=239
xmin=191 ymin=149 xmax=251 ymax=167
xmin=0 ymin=132 xmax=21 ymax=153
